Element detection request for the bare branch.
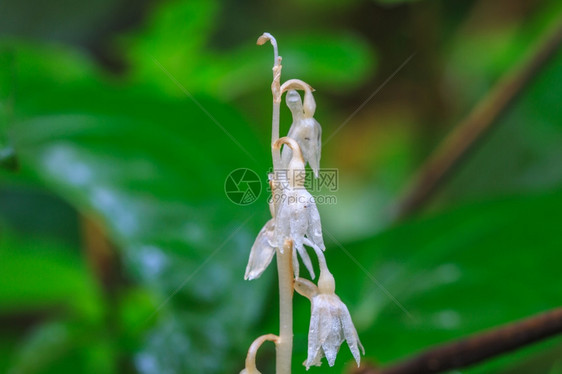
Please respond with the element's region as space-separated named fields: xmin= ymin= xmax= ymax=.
xmin=395 ymin=12 xmax=562 ymax=218
xmin=352 ymin=307 xmax=562 ymax=374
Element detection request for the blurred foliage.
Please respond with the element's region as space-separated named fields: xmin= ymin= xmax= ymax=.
xmin=0 ymin=0 xmax=561 ymax=374
xmin=125 ymin=0 xmax=376 ymax=99
xmin=321 ymin=191 xmax=562 ymax=373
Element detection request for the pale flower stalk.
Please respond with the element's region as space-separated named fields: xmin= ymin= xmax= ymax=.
xmin=241 ymin=32 xmax=364 ymax=374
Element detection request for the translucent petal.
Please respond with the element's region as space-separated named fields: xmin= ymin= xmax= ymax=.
xmin=274 ymin=189 xmax=324 ymax=277
xmin=244 ymin=219 xmax=276 ymax=280
xmin=303 ymin=348 xmax=323 ymax=370
xmin=320 ymin=297 xmax=344 ymax=366
xmin=305 ymin=197 xmax=325 ymax=250
xmin=305 ymin=297 xmax=322 ymax=369
xmin=340 ymin=302 xmax=365 ymax=365
xmin=282 ymin=118 xmax=322 ymax=178
xmin=304 ymin=293 xmax=363 ymax=368
xmin=294 ymin=242 xmax=315 ymax=279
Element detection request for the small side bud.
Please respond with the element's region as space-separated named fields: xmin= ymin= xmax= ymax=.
xmin=256 ymin=34 xmax=269 ymax=45
xmin=279 ymin=84 xmax=322 ymax=178
xmin=295 ymin=277 xmax=319 ymax=300
xmin=303 ymin=87 xmax=316 ymax=118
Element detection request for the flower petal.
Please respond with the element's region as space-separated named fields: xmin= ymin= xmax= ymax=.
xmin=282 ymin=118 xmax=322 ymax=178
xmin=244 ymin=219 xmax=276 ymax=280
xmin=305 ymin=196 xmax=325 ymax=250
xmin=294 ymin=242 xmax=315 ymax=279
xmin=305 ymin=296 xmax=323 ymax=369
xmin=340 ymin=302 xmax=364 ymax=365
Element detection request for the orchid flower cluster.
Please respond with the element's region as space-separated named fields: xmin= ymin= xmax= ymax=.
xmin=240 ymin=33 xmax=364 ymax=374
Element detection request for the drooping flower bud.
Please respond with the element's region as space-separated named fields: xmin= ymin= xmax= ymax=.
xmin=280 ymin=82 xmax=322 ymax=178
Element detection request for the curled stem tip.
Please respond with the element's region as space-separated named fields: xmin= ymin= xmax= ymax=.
xmin=257 ymin=32 xmax=279 ymax=67
xmin=280 ymin=79 xmax=315 ymax=95
xmin=273 ymin=136 xmax=304 ymax=161
xmin=244 ymin=334 xmax=279 ymax=374
xmin=281 ymin=79 xmax=316 ymax=117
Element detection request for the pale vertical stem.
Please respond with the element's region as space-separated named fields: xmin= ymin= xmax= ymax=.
xmin=276 ymin=240 xmax=294 ymax=374
xmin=272 ymin=100 xmax=281 ymax=170
xmin=259 ymin=33 xmax=293 ymax=373
xmin=271 ymin=59 xmax=282 ymax=171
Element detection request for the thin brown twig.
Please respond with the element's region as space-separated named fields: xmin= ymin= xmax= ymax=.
xmin=395 ymin=11 xmax=562 ymax=219
xmin=352 ymin=307 xmax=562 ymax=374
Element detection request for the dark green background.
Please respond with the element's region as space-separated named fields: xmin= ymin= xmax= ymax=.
xmin=1 ymin=0 xmax=561 ymax=373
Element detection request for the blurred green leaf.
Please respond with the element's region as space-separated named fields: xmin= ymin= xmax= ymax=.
xmin=498 ymin=341 xmax=562 ymax=374
xmin=2 ymin=40 xmax=274 ymax=373
xmin=0 ymin=227 xmax=108 ymax=373
xmin=194 ymin=32 xmax=377 ymax=99
xmin=8 ymin=320 xmax=117 ymax=374
xmin=0 ymin=230 xmax=100 ymax=317
xmin=0 ymin=0 xmax=141 ymax=46
xmin=124 ymin=0 xmax=376 ymax=99
xmin=373 ymin=0 xmax=421 ymax=5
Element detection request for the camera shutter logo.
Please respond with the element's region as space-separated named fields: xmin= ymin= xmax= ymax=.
xmin=225 ymin=168 xmax=262 ymax=205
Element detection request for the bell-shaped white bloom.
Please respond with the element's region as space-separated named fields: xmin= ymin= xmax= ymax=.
xmin=244 ymin=219 xmax=276 ymax=280
xmin=275 ymin=190 xmax=324 ymax=279
xmin=305 ymin=292 xmax=363 ymax=368
xmin=296 ymin=255 xmax=364 ymax=369
xmin=273 ymin=137 xmax=325 ymax=279
xmin=280 ymin=85 xmax=322 ymax=178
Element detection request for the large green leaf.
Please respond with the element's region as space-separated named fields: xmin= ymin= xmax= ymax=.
xmin=124 ymin=0 xmax=376 ymax=100
xmin=0 ymin=229 xmax=100 ymax=317
xmin=7 ymin=319 xmax=116 ymax=374
xmin=1 ymin=41 xmax=274 ymax=374
xmin=0 ymin=226 xmax=109 ymax=373
xmin=279 ymin=190 xmax=562 ymax=372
